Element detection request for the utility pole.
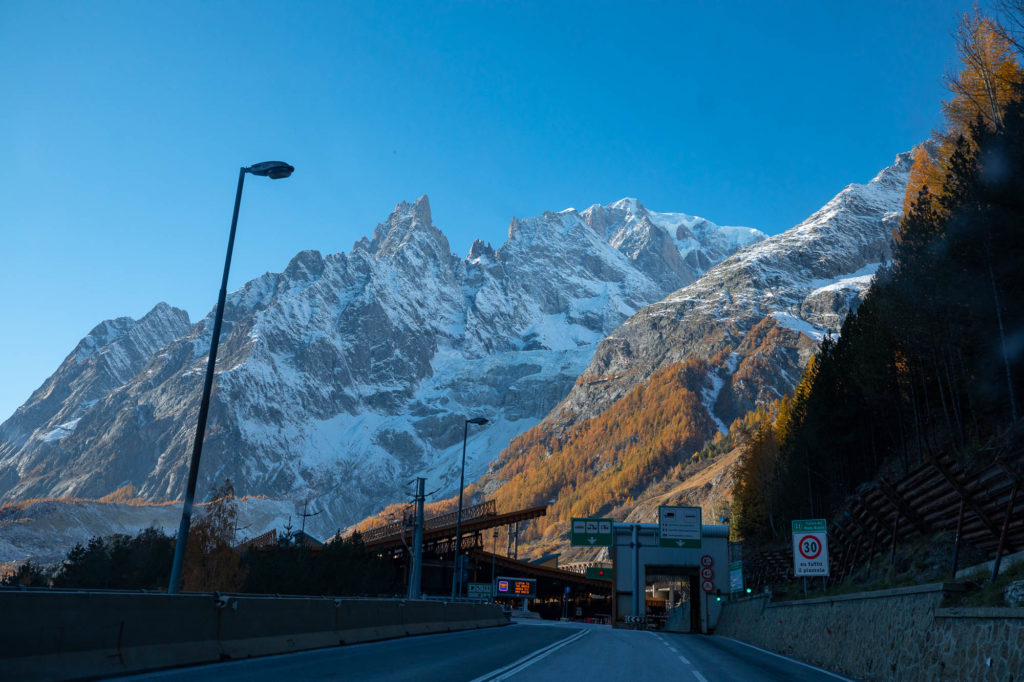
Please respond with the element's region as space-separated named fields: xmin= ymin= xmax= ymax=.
xmin=298 ymin=499 xmax=322 ymax=540
xmin=409 ymin=478 xmax=426 ymax=600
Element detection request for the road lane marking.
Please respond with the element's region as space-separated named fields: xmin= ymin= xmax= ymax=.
xmin=692 ymin=671 xmax=708 ymax=682
xmin=469 ymin=628 xmax=589 ymax=682
xmin=716 ymin=636 xmax=856 ymax=681
xmin=678 ymin=654 xmax=691 ymax=665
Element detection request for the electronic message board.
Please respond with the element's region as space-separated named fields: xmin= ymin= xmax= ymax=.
xmin=495 ymin=576 xmax=536 ymax=598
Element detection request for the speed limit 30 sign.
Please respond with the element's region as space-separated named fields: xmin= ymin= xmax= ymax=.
xmin=792 ymin=519 xmax=829 ymax=576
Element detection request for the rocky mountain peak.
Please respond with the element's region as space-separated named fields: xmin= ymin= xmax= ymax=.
xmin=282 ymin=249 xmax=325 ymax=283
xmin=550 ymin=149 xmax=915 ymax=432
xmin=0 ymin=190 xmax=802 ymax=563
xmin=467 ymin=239 xmax=495 ymax=261
xmin=369 ymin=194 xmax=450 ymax=262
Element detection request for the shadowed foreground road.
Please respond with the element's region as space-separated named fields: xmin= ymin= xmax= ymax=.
xmin=117 ymin=620 xmax=855 ymax=681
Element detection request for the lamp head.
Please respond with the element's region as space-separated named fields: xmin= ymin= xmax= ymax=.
xmin=467 ymin=417 xmax=489 ymax=426
xmin=247 ymin=161 xmax=294 ymax=179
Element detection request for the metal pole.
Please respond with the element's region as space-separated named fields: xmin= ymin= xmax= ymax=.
xmin=631 ymin=523 xmax=640 ymax=625
xmin=991 ymin=483 xmax=1019 ymax=583
xmin=951 ymin=496 xmax=965 ymax=578
xmin=491 ymin=529 xmax=498 ymax=600
xmin=168 ymin=166 xmax=246 ymax=594
xmin=889 ymin=515 xmax=899 ymax=569
xmin=451 ymin=420 xmax=469 ymax=600
xmin=409 ymin=478 xmax=425 ymax=599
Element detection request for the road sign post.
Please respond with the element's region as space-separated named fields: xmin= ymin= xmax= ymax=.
xmin=570 ymin=518 xmax=614 ymax=547
xmin=792 ymin=519 xmax=829 ymax=577
xmin=658 ymin=506 xmax=702 ymax=548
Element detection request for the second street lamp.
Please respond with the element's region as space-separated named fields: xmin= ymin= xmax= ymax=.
xmin=451 ymin=416 xmax=488 ymax=600
xmin=167 ymin=161 xmax=294 ymax=594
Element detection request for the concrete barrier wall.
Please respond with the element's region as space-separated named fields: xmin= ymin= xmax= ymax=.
xmin=715 ymin=583 xmax=1024 ymax=680
xmin=0 ymin=591 xmax=508 ymax=681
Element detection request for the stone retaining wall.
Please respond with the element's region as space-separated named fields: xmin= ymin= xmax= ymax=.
xmin=715 ymin=583 xmax=1024 ymax=680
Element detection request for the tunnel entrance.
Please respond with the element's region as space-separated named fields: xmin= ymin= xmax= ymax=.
xmin=644 ymin=565 xmax=701 ymax=633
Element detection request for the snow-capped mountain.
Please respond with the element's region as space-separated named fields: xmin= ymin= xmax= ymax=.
xmin=475 ymin=150 xmax=915 ymax=561
xmin=0 ymin=195 xmax=764 ymax=560
xmin=552 ymin=149 xmax=912 ymax=432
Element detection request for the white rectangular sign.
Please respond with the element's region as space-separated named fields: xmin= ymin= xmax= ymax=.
xmin=792 ymin=519 xmax=829 ymax=576
xmin=659 ymin=505 xmax=701 ymax=548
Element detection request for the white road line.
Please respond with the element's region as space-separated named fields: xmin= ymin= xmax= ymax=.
xmin=692 ymin=671 xmax=708 ymax=682
xmin=678 ymin=654 xmax=691 ymax=665
xmin=469 ymin=628 xmax=589 ymax=682
xmin=716 ymin=636 xmax=856 ymax=681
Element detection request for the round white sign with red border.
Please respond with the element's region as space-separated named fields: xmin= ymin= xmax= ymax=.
xmin=798 ymin=535 xmax=823 ymax=560
xmin=700 ymin=554 xmax=713 ymax=568
xmin=791 ymin=520 xmax=829 ymax=576
xmin=701 ymin=579 xmax=714 ymax=593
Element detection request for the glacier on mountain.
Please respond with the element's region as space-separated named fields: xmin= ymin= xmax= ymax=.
xmin=0 ymin=195 xmax=765 ymax=562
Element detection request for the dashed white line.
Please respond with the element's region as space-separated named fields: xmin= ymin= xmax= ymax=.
xmin=678 ymin=654 xmax=691 ymax=665
xmin=692 ymin=671 xmax=709 ymax=682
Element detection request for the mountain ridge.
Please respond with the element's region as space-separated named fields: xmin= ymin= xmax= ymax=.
xmin=0 ymin=195 xmax=765 ymax=562
xmin=473 ymin=149 xmax=915 ymax=559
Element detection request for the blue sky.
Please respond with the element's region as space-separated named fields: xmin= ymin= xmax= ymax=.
xmin=1 ymin=0 xmax=973 ymax=420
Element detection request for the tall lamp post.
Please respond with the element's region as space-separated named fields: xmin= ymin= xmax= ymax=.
xmin=491 ymin=527 xmax=499 ymax=600
xmin=451 ymin=416 xmax=488 ymax=600
xmin=168 ymin=161 xmax=294 ymax=594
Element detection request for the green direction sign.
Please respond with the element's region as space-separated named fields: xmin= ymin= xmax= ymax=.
xmin=467 ymin=582 xmax=492 ymax=598
xmin=570 ymin=517 xmax=614 ymax=547
xmin=791 ymin=519 xmax=827 ymax=533
xmin=585 ymin=566 xmax=613 ymax=581
xmin=659 ymin=505 xmax=702 ymax=548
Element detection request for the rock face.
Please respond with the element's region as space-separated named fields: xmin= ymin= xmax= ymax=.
xmin=0 ymin=195 xmax=764 ymax=548
xmin=474 ymin=151 xmax=914 ymax=563
xmin=0 ymin=303 xmax=192 ymax=497
xmin=549 ymin=150 xmax=912 ymax=432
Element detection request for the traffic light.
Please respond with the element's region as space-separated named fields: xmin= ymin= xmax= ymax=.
xmin=745 ymin=587 xmax=752 ymax=594
xmin=715 ymin=589 xmax=722 ymax=602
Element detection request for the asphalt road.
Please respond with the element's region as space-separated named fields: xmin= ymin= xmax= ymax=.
xmin=116 ymin=621 xmax=855 ymax=682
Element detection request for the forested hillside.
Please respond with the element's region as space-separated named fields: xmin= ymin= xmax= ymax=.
xmin=476 ymin=358 xmax=718 ymax=546
xmin=733 ymin=10 xmax=1024 ymax=545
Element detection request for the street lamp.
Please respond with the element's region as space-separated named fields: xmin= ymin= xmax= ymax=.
xmin=168 ymin=161 xmax=294 ymax=594
xmin=491 ymin=527 xmax=499 ymax=601
xmin=451 ymin=416 xmax=488 ymax=600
